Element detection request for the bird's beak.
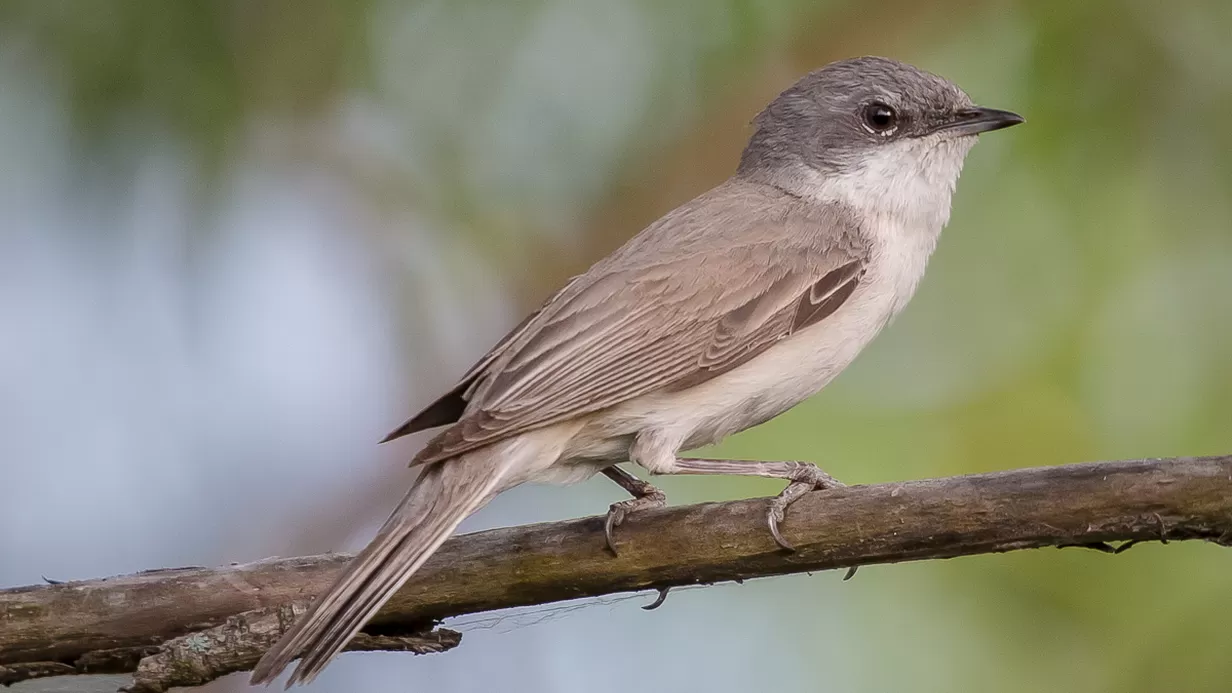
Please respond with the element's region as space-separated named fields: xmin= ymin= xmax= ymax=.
xmin=932 ymin=107 xmax=1024 ymax=136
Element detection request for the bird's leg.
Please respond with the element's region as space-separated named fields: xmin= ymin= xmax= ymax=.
xmin=600 ymin=465 xmax=667 ymax=556
xmin=661 ymin=458 xmax=847 ymax=551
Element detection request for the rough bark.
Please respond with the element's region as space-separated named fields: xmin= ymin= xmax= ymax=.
xmin=2 ymin=457 xmax=1230 ymax=690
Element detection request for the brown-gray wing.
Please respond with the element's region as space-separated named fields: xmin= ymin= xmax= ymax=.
xmin=408 ymin=211 xmax=867 ymax=466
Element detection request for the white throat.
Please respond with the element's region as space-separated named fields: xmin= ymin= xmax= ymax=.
xmin=785 ymin=134 xmax=977 ymax=314
xmin=804 ymin=133 xmax=975 ymax=236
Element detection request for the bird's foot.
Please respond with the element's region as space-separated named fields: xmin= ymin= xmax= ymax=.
xmin=604 ymin=486 xmax=667 ymax=557
xmin=767 ymin=463 xmax=846 ymax=551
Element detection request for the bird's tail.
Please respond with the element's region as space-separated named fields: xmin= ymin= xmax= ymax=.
xmin=250 ymin=438 xmax=539 ymax=687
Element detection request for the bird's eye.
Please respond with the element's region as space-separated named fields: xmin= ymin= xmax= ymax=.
xmin=862 ymin=102 xmax=898 ymax=134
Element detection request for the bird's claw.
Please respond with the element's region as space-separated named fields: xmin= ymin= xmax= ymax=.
xmin=642 ymin=587 xmax=671 ymax=610
xmin=767 ymin=463 xmax=846 ymax=552
xmin=604 ymin=490 xmax=666 ymax=556
xmin=768 ymin=501 xmax=793 ymax=551
xmin=604 ymin=505 xmax=627 ymax=555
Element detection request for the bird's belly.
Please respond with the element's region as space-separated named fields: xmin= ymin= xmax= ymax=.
xmin=674 ymin=308 xmax=879 ymax=449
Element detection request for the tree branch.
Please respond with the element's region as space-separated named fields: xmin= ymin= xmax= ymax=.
xmin=3 ymin=457 xmax=1230 ymax=690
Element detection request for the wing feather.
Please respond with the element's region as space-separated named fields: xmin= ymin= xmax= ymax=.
xmin=403 ymin=183 xmax=869 ymax=464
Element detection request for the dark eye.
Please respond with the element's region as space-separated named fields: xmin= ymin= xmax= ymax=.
xmin=862 ymin=102 xmax=898 ymax=133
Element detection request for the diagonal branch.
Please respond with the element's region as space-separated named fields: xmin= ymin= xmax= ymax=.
xmin=2 ymin=456 xmax=1230 ymax=690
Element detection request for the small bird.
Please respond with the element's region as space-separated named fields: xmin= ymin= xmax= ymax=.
xmin=251 ymin=56 xmax=1022 ymax=686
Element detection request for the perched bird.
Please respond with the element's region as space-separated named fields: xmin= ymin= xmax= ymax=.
xmin=251 ymin=56 xmax=1022 ymax=686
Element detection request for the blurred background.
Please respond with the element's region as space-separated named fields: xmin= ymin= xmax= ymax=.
xmin=2 ymin=1 xmax=1231 ymax=691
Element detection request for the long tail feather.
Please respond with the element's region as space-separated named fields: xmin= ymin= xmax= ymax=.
xmin=250 ymin=448 xmax=514 ymax=687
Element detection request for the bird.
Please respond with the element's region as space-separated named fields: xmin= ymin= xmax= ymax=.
xmin=250 ymin=55 xmax=1023 ymax=686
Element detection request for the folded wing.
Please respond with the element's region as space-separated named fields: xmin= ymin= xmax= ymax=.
xmin=387 ymin=187 xmax=869 ymax=465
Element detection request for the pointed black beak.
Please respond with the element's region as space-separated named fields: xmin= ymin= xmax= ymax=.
xmin=933 ymin=107 xmax=1024 ymax=136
